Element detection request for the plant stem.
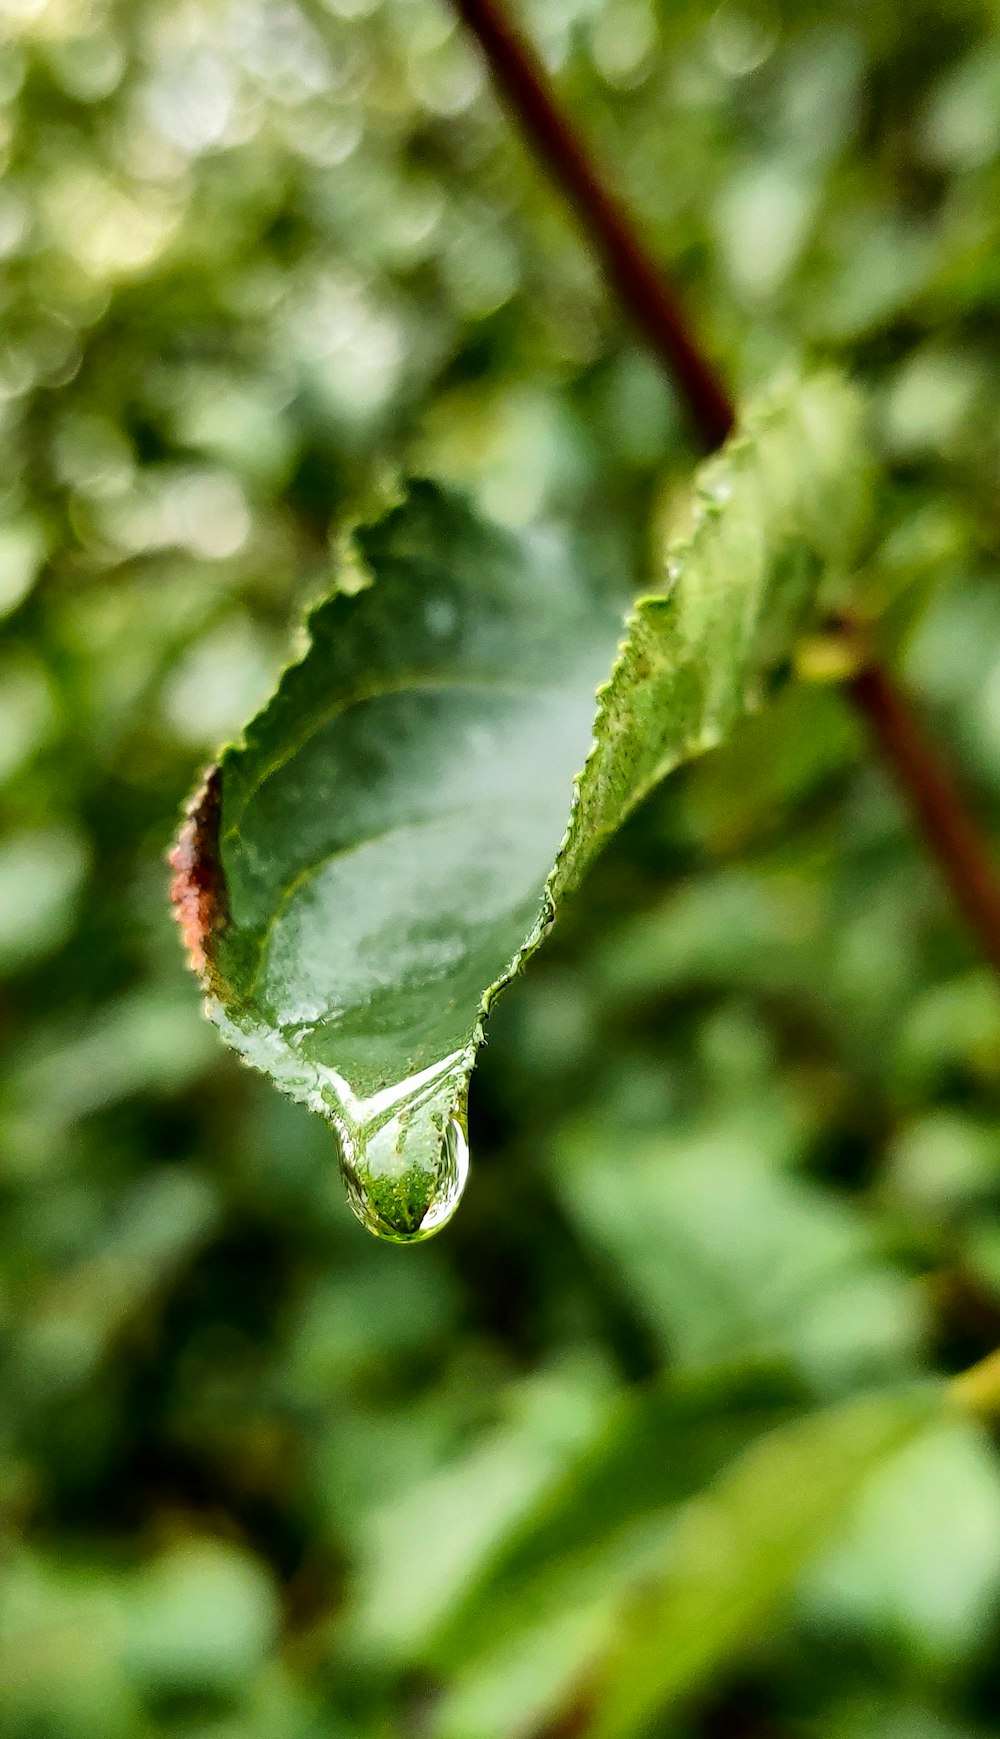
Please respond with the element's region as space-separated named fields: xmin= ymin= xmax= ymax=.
xmin=850 ymin=662 xmax=1000 ymax=977
xmin=450 ymin=0 xmax=734 ymax=449
xmin=449 ymin=0 xmax=1000 ymax=979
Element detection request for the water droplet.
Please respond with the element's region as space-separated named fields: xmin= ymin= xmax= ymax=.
xmin=315 ymin=1053 xmax=471 ymax=1243
xmin=337 ymin=1101 xmax=469 ymax=1244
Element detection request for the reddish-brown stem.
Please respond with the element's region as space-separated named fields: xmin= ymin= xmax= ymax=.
xmin=451 ymin=0 xmax=735 ymax=449
xmin=532 ymin=1700 xmax=591 ymax=1739
xmin=850 ymin=662 xmax=1000 ymax=977
xmin=449 ymin=0 xmax=1000 ymax=979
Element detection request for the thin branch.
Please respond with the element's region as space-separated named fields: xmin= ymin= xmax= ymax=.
xmin=451 ymin=0 xmax=734 ymax=449
xmin=850 ymin=661 xmax=1000 ymax=977
xmin=449 ymin=0 xmax=1000 ymax=980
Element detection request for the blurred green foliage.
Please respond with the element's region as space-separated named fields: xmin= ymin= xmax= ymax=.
xmin=4 ymin=0 xmax=1000 ymax=1735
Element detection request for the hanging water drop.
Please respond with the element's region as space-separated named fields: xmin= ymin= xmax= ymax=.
xmin=338 ymin=1101 xmax=469 ymax=1244
xmin=314 ymin=1051 xmax=471 ymax=1243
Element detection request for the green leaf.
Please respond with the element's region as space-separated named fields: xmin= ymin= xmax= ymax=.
xmin=803 ymin=1417 xmax=1000 ymax=1663
xmin=430 ymin=1385 xmax=941 ymax=1739
xmin=346 ymin=1361 xmax=617 ymax=1664
xmin=171 ymin=374 xmax=870 ymax=1241
xmin=430 ymin=1372 xmax=797 ymax=1671
xmin=550 ymin=1117 xmax=923 ymax=1387
xmin=584 ymin=1386 xmax=941 ymax=1739
xmin=420 ymin=1376 xmax=799 ymax=1739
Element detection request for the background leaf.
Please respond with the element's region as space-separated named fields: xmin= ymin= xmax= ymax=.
xmin=428 ymin=1385 xmax=941 ymax=1739
xmin=585 ymin=1386 xmax=944 ymax=1739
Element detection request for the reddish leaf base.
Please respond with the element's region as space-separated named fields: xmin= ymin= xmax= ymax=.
xmin=169 ymin=764 xmax=227 ymax=988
